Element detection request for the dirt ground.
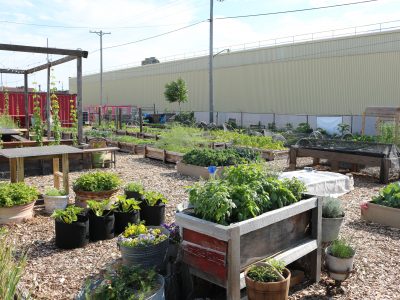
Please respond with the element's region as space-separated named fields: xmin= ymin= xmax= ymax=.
xmin=3 ymin=153 xmax=399 ymax=299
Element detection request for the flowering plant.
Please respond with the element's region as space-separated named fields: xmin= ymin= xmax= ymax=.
xmin=162 ymin=223 xmax=181 ymax=244
xmin=119 ymin=223 xmax=168 ymax=248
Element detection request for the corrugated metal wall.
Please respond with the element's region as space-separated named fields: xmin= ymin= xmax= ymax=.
xmin=70 ymin=30 xmax=400 ymax=115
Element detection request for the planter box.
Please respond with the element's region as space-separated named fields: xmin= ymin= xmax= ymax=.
xmin=176 ymin=162 xmax=225 ymax=179
xmin=116 ymin=130 xmax=127 ymax=136
xmin=175 ymin=196 xmax=322 ymax=299
xmin=118 ymin=142 xmax=137 ymax=153
xmin=144 ymin=146 xmax=184 ymax=164
xmin=361 ymin=201 xmax=400 ymax=229
xmin=261 ymin=149 xmax=289 ymax=161
xmin=0 ymin=201 xmax=35 ymax=224
xmin=107 ymin=140 xmax=119 ymax=148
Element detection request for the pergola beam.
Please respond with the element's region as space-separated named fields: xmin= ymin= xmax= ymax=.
xmin=25 ymin=55 xmax=77 ymax=74
xmin=0 ymin=43 xmax=88 ymax=58
xmin=0 ymin=68 xmax=25 ymax=74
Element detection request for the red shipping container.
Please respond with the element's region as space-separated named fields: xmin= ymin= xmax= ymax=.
xmin=0 ymin=92 xmax=77 ymax=127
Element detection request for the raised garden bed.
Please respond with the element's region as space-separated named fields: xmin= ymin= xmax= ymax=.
xmin=176 ymin=162 xmax=225 ymax=179
xmin=175 ymin=196 xmax=322 ymax=299
xmin=361 ymin=201 xmax=400 ymax=229
xmin=144 ymin=146 xmax=183 ymax=164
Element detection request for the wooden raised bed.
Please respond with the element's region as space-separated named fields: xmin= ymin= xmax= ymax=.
xmin=361 ymin=201 xmax=400 ymax=229
xmin=144 ymin=146 xmax=183 ymax=164
xmin=175 ymin=197 xmax=322 ymax=299
xmin=176 ymin=162 xmax=225 ymax=179
xmin=226 ymin=145 xmax=289 ymax=161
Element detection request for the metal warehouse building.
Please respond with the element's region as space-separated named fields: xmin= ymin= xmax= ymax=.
xmin=70 ymin=29 xmax=400 ymax=134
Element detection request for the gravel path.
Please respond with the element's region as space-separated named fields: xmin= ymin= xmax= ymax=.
xmin=2 ymin=153 xmax=400 ymax=299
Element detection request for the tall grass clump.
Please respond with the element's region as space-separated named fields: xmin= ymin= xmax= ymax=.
xmin=0 ymin=114 xmax=17 ymax=129
xmin=0 ymin=228 xmax=27 ymax=300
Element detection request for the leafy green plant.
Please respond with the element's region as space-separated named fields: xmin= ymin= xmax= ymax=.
xmin=84 ymin=265 xmax=159 ymax=300
xmin=0 ymin=182 xmax=38 ymax=207
xmin=143 ymin=191 xmax=168 ymax=206
xmin=50 ymin=72 xmax=61 ymax=145
xmin=114 ymin=135 xmax=153 ymax=145
xmin=69 ymin=99 xmax=78 ymax=145
xmin=174 ymin=111 xmax=195 ymax=125
xmin=87 ymin=199 xmax=111 ymax=217
xmin=281 ymin=177 xmax=307 ymax=202
xmin=119 ymin=224 xmax=168 ymax=248
xmin=322 ymin=197 xmax=344 ymax=218
xmin=295 ymin=122 xmax=312 ymax=134
xmin=73 ymin=171 xmax=121 ymax=192
xmin=182 ymin=148 xmax=260 ymax=167
xmin=0 ymin=228 xmax=27 ymax=300
xmin=371 ymin=182 xmax=400 ymax=209
xmin=45 ymin=188 xmax=67 ymax=196
xmin=112 ymin=195 xmax=141 ymax=213
xmin=51 ymin=205 xmax=84 ymax=224
xmin=329 ymin=239 xmax=355 ymax=259
xmin=164 ymin=77 xmax=188 ymax=109
xmin=32 ymin=83 xmax=43 ymax=145
xmin=247 ymin=259 xmax=286 ymax=283
xmin=124 ymin=182 xmax=144 ymax=194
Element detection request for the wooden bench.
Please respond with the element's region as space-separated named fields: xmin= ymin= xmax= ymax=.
xmin=83 ymin=147 xmax=119 ymax=168
xmin=11 ymin=135 xmax=29 ymax=142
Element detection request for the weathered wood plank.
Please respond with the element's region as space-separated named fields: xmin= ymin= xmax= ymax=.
xmin=227 ymin=226 xmax=241 ymax=300
xmin=183 ymin=228 xmax=227 ymax=253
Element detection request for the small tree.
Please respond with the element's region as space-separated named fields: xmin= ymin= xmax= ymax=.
xmin=164 ymin=77 xmax=188 ymax=110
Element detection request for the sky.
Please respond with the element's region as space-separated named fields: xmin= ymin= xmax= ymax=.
xmin=0 ymin=0 xmax=399 ymax=91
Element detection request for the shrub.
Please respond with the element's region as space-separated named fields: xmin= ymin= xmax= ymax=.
xmin=45 ymin=188 xmax=67 ymax=196
xmin=174 ymin=111 xmax=195 ymax=125
xmin=112 ymin=195 xmax=141 ymax=213
xmin=51 ymin=205 xmax=84 ymax=224
xmin=0 ymin=182 xmax=38 ymax=207
xmin=322 ymin=197 xmax=344 ymax=218
xmin=73 ymin=172 xmax=121 ymax=192
xmin=124 ymin=182 xmax=144 ymax=194
xmin=371 ymin=182 xmax=400 ymax=209
xmin=143 ymin=191 xmax=168 ymax=206
xmin=329 ymin=239 xmax=354 ymax=259
xmin=247 ymin=259 xmax=285 ymax=283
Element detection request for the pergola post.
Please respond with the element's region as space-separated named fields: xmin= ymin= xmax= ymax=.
xmin=24 ymin=73 xmax=29 ymax=130
xmin=46 ymin=66 xmax=51 ymax=139
xmin=77 ymin=56 xmax=83 ymax=144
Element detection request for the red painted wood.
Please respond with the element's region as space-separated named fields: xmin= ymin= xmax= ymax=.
xmin=183 ymin=228 xmax=228 ymax=253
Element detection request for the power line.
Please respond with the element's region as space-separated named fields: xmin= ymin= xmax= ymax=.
xmin=215 ymin=0 xmax=378 ymax=20
xmin=92 ymin=20 xmax=207 ymax=52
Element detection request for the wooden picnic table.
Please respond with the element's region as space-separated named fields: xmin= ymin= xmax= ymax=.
xmin=0 ymin=145 xmax=83 ymax=191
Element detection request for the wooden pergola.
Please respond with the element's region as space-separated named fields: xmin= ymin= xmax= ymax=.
xmin=0 ymin=43 xmax=88 ymax=143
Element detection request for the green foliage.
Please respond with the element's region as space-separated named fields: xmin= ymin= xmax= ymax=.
xmin=378 ymin=122 xmax=399 ymax=145
xmin=322 ymin=197 xmax=344 ymax=218
xmin=0 ymin=228 xmax=27 ymax=300
xmin=114 ymin=135 xmax=153 ymax=145
xmin=143 ymin=191 xmax=168 ymax=206
xmin=211 ymin=130 xmax=285 ymax=150
xmin=69 ymin=99 xmax=78 ymax=145
xmin=120 ymin=225 xmax=168 ymax=247
xmin=164 ymin=77 xmax=188 ymax=108
xmin=371 ymin=182 xmax=400 ymax=209
xmin=329 ymin=239 xmax=355 ymax=259
xmin=281 ymin=177 xmax=307 ymax=202
xmin=337 ymin=123 xmax=350 ymax=136
xmin=51 ymin=205 xmax=84 ymax=224
xmin=113 ymin=195 xmax=141 ymax=213
xmin=32 ymin=83 xmax=43 ymax=146
xmin=87 ymin=199 xmax=111 ymax=217
xmin=73 ymin=171 xmax=121 ymax=192
xmin=182 ymin=148 xmax=260 ymax=167
xmin=50 ymin=73 xmax=61 ymax=145
xmin=296 ymin=122 xmax=312 ymax=134
xmin=174 ymin=111 xmax=195 ymax=125
xmin=84 ymin=265 xmax=158 ymax=300
xmin=45 ymin=188 xmax=67 ymax=196
xmin=247 ymin=259 xmax=285 ymax=283
xmin=0 ymin=182 xmax=38 ymax=207
xmin=188 ymin=164 xmax=302 ymax=225
xmin=124 ymin=182 xmax=144 ymax=194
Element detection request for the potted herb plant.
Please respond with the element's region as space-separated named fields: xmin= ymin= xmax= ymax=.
xmin=141 ymin=191 xmax=168 ymax=226
xmin=87 ymin=199 xmax=115 ymax=241
xmin=51 ymin=205 xmax=89 ymax=249
xmin=79 ymin=265 xmax=165 ymax=300
xmin=112 ymin=195 xmax=141 ymax=235
xmin=43 ymin=187 xmax=69 ymax=214
xmin=118 ymin=223 xmax=169 ymax=270
xmin=73 ymin=171 xmax=121 ymax=207
xmin=322 ymin=197 xmax=345 ymax=243
xmin=0 ymin=182 xmax=39 ymax=224
xmin=245 ymin=259 xmax=291 ymax=300
xmin=124 ymin=182 xmax=144 ymax=200
xmin=325 ymin=239 xmax=356 ymax=281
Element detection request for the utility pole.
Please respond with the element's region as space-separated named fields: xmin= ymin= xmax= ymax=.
xmin=90 ymin=30 xmax=111 ymax=108
xmin=209 ymin=0 xmax=224 ymax=124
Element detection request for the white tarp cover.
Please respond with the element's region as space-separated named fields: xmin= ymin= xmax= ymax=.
xmin=279 ymin=170 xmax=354 ymax=197
xmin=316 ymin=116 xmax=343 ymax=135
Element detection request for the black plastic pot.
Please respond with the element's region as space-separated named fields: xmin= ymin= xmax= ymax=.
xmin=55 ymin=215 xmax=89 ymax=249
xmin=124 ymin=190 xmax=143 ymax=200
xmin=88 ymin=210 xmax=115 ymax=241
xmin=114 ymin=210 xmax=140 ymax=235
xmin=140 ymin=204 xmax=165 ymax=226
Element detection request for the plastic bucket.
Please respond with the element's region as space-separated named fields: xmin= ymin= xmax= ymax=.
xmin=43 ymin=195 xmax=69 ymax=214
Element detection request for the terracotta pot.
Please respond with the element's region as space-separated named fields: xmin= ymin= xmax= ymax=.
xmin=245 ymin=267 xmax=291 ymax=300
xmin=74 ymin=189 xmax=118 ymax=208
xmin=0 ymin=201 xmax=35 ymax=224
